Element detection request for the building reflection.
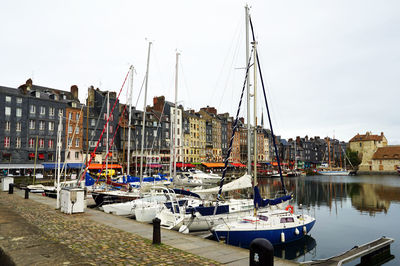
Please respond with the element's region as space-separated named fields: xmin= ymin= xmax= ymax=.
xmin=257 ymin=177 xmax=400 ymax=215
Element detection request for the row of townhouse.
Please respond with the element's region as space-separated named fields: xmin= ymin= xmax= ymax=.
xmin=1 ymin=79 xmax=354 ymax=174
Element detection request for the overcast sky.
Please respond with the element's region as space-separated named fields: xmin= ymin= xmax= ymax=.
xmin=1 ymin=0 xmax=399 ymax=144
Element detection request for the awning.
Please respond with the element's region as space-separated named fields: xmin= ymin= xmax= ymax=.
xmin=29 ymin=153 xmax=35 ymax=158
xmin=176 ymin=163 xmax=195 ymax=168
xmin=67 ymin=163 xmax=85 ymax=169
xmin=42 ymin=163 xmax=65 ymax=170
xmin=202 ymin=162 xmax=225 ymax=168
xmin=251 ymin=163 xmax=262 ymax=167
xmin=88 ymin=163 xmax=122 ymax=170
xmin=38 ymin=154 xmax=45 ymax=159
xmin=2 ymin=153 xmax=11 ymax=157
xmin=147 ymin=163 xmax=162 ymax=168
xmin=231 ymin=162 xmax=246 ymax=167
xmin=0 ymin=164 xmax=44 ymax=169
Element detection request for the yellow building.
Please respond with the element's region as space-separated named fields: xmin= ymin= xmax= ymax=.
xmin=349 ymin=132 xmax=387 ymax=172
xmin=371 ymin=146 xmax=400 ymax=173
xmin=183 ymin=110 xmax=203 ymax=163
xmin=198 ymin=114 xmax=206 ymax=162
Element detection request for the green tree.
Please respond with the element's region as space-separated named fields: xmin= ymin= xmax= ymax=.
xmin=346 ymin=149 xmax=361 ymax=168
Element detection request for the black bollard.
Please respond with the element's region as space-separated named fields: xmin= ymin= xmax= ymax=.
xmin=152 ymin=218 xmax=161 ymax=244
xmin=8 ymin=183 xmax=14 ymax=194
xmin=25 ymin=188 xmax=29 ymax=199
xmin=249 ymin=238 xmax=274 ymax=266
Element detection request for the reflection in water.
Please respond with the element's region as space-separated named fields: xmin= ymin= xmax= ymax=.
xmin=274 ymin=235 xmax=316 ymax=261
xmin=257 ymin=176 xmax=400 ymax=215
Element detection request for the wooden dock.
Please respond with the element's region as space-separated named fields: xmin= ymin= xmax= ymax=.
xmin=301 ymin=236 xmax=394 ymax=265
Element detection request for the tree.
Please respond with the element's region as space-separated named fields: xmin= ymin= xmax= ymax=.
xmin=346 ymin=149 xmax=361 ymax=168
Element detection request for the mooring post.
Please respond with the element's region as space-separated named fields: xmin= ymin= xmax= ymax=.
xmin=152 ymin=218 xmax=161 ymax=244
xmin=8 ymin=183 xmax=14 ymax=194
xmin=249 ymin=238 xmax=274 ymax=266
xmin=25 ymin=188 xmax=29 ymax=199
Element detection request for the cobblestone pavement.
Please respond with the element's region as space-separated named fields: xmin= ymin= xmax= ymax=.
xmin=0 ymin=192 xmax=220 ymax=265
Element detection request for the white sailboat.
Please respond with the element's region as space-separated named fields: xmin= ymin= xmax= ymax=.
xmin=211 ymin=7 xmax=315 ymax=247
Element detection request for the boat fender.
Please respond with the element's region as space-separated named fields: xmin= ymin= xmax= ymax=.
xmin=179 ymin=225 xmax=189 ymax=234
xmin=295 ymin=228 xmax=299 ymax=235
xmin=281 ymin=232 xmax=285 ymax=243
xmin=303 ymin=226 xmax=307 ymax=235
xmin=285 ymin=205 xmax=294 ymax=214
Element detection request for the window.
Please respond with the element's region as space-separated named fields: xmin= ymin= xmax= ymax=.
xmin=104 ymin=113 xmax=107 ymax=120
xmin=48 ymin=139 xmax=54 ymax=149
xmin=110 ymin=114 xmax=113 ymax=121
xmin=40 ymin=106 xmax=46 ymax=115
xmin=39 ymin=121 xmax=45 ymax=131
xmin=39 ymin=139 xmax=44 ymax=148
xmin=16 ymin=108 xmax=22 ymax=117
xmin=5 ymin=121 xmax=10 ymax=131
xmin=16 ymin=137 xmax=21 ymax=148
xmin=49 ymin=107 xmax=55 ymax=116
xmin=68 ymin=112 xmax=72 ymax=120
xmin=4 ymin=137 xmax=10 ymax=148
xmin=16 ymin=98 xmax=22 ymax=104
xmin=16 ymin=122 xmax=21 ymax=132
xmin=67 ymin=152 xmax=70 ymax=159
xmin=75 ymin=126 xmax=79 ymax=134
xmin=68 ymin=138 xmax=72 ymax=146
xmin=29 ymin=138 xmax=35 ymax=148
xmin=109 ymin=126 xmax=113 ymax=134
xmin=5 ymin=96 xmax=13 ymax=103
xmin=68 ymin=125 xmax=73 ymax=133
xmin=48 ymin=121 xmax=54 ymax=131
xmin=5 ymin=106 xmax=11 ymax=116
xmin=75 ymin=138 xmax=80 ymax=147
xmin=76 ymin=113 xmax=80 ymax=121
xmin=29 ymin=120 xmax=35 ymax=130
xmin=30 ymin=105 xmax=36 ymax=114
xmin=91 ymin=119 xmax=96 ymax=126
xmin=75 ymin=152 xmax=79 ymax=159
xmin=58 ymin=109 xmax=63 ymax=116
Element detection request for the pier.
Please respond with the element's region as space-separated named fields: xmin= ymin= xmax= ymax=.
xmin=301 ymin=237 xmax=394 ymax=266
xmin=0 ymin=188 xmax=295 ymax=265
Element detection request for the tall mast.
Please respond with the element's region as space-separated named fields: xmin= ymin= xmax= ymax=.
xmin=173 ymin=52 xmax=180 ymax=178
xmin=106 ymin=91 xmax=109 ymax=180
xmin=245 ymin=5 xmax=251 ymax=175
xmin=56 ymin=113 xmax=62 ymax=209
xmin=140 ymin=41 xmax=152 ymax=183
xmin=127 ymin=66 xmax=134 ymax=176
xmin=252 ymin=40 xmax=258 ymax=187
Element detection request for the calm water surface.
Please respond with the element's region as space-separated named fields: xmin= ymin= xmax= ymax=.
xmin=257 ymin=175 xmax=400 ymax=265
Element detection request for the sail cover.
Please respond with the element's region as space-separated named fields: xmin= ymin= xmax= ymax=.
xmin=193 ymin=174 xmax=252 ymax=196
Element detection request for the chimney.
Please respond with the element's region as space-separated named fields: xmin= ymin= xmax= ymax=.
xmin=18 ymin=78 xmax=33 ymax=94
xmin=70 ymin=85 xmax=79 ymax=100
xmin=381 ymin=132 xmax=384 ymax=136
xmin=152 ymin=96 xmax=165 ymax=113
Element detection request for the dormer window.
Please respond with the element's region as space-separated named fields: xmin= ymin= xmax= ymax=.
xmin=72 ymin=102 xmax=77 ymax=108
xmin=35 ymin=91 xmax=40 ymax=98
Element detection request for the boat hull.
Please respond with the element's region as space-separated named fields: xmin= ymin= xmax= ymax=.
xmin=212 ymin=220 xmax=316 ymax=248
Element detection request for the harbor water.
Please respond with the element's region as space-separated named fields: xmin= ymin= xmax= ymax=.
xmin=257 ymin=175 xmax=400 ymax=265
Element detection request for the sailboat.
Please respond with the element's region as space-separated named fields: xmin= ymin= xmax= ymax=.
xmin=211 ymin=7 xmax=315 ymax=247
xmin=317 ymin=137 xmax=350 ymax=176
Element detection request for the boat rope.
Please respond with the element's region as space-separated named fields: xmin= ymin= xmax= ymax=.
xmin=213 ymin=47 xmax=254 ymax=216
xmin=249 ymin=15 xmax=287 ymax=194
xmin=78 ymin=67 xmax=131 ymax=185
